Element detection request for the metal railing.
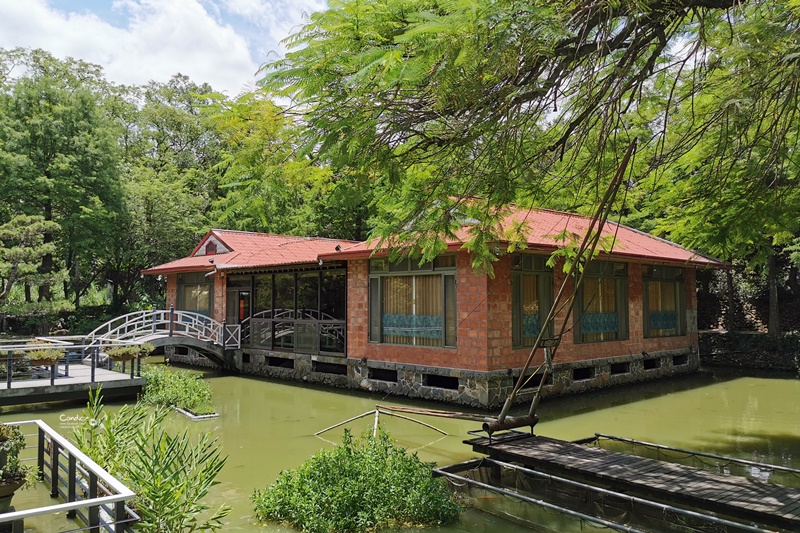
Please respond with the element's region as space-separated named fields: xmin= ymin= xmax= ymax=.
xmin=0 ymin=342 xmax=142 ymax=389
xmin=83 ymin=308 xmax=240 ymax=350
xmin=0 ymin=419 xmax=137 ymax=532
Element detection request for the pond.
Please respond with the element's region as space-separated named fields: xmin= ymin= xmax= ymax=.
xmin=1 ymin=366 xmax=799 ymax=531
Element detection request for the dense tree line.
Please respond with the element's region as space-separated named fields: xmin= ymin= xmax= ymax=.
xmin=0 ymin=48 xmax=372 ymax=333
xmin=3 ymin=0 xmax=800 ymax=335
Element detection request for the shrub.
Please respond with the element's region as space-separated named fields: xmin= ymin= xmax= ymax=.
xmin=141 ymin=366 xmax=214 ymax=415
xmin=251 ymin=429 xmax=461 ymax=532
xmin=73 ymin=388 xmax=229 ymax=532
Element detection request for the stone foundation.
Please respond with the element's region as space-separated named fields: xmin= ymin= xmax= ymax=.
xmin=170 ymin=346 xmax=699 ymax=408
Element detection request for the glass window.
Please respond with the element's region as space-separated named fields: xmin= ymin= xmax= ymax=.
xmin=297 ymin=272 xmax=319 ymax=319
xmin=177 ymin=273 xmax=212 ymax=316
xmin=245 ymin=269 xmax=346 ymax=355
xmin=253 ymin=275 xmax=272 ymax=316
xmin=644 ymin=267 xmax=685 ymax=337
xmin=577 ymin=261 xmax=628 ymax=343
xmin=274 ymin=273 xmax=295 ymax=320
xmin=512 ymin=254 xmax=552 ymax=347
xmin=370 ymin=273 xmax=456 ymax=348
xmin=179 ymin=283 xmax=211 ymax=315
xmin=321 ymin=271 xmax=346 ymax=321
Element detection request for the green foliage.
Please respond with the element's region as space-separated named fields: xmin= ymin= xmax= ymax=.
xmin=73 ymin=388 xmax=230 ymax=532
xmin=0 ymin=424 xmax=37 ymax=489
xmin=141 ymin=366 xmax=215 ymax=415
xmin=0 ymin=215 xmax=68 ymax=318
xmin=251 ymin=429 xmax=461 ymax=532
xmin=23 ymin=348 xmax=62 ymax=365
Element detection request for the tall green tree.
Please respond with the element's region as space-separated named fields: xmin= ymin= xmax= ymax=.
xmin=206 ymin=90 xmax=374 ymax=239
xmin=0 ymin=48 xmax=122 ymax=304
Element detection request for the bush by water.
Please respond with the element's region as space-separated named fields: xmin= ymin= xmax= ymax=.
xmin=251 ymin=428 xmax=461 ymax=532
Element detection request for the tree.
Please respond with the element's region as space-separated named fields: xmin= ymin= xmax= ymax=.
xmin=262 ymin=0 xmax=800 ymax=275
xmin=206 ymin=90 xmax=374 ymax=238
xmin=0 ymin=215 xmax=65 ymax=331
xmin=0 ymin=48 xmax=122 ymax=304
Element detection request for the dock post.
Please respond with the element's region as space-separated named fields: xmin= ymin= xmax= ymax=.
xmin=50 ymin=440 xmax=59 ymax=497
xmin=91 ymin=347 xmax=97 ymax=383
xmin=114 ymin=500 xmax=126 ymax=533
xmin=6 ymin=350 xmax=12 ymax=389
xmin=169 ymin=305 xmax=175 ymax=337
xmin=88 ymin=471 xmax=99 ymax=533
xmin=50 ymin=363 xmax=55 ymax=386
xmin=37 ymin=427 xmax=45 ymax=480
xmin=130 ymin=358 xmax=135 ymax=379
xmin=136 ymin=354 xmax=142 ymax=377
xmin=67 ymin=454 xmax=77 ymax=518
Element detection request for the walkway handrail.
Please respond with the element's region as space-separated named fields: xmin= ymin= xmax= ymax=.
xmin=0 ymin=419 xmax=137 ymax=530
xmin=84 ymin=309 xmax=240 ymax=350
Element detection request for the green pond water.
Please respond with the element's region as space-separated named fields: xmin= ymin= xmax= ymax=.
xmin=1 ymin=366 xmax=799 ymax=531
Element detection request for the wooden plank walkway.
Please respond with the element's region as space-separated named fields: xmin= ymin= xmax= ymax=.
xmin=467 ymin=432 xmax=800 ymax=531
xmin=0 ymin=364 xmax=144 ymax=406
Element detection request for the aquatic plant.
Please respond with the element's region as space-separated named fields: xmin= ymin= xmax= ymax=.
xmin=73 ymin=388 xmax=230 ymax=532
xmin=140 ymin=366 xmax=214 ymax=415
xmin=251 ymin=428 xmax=461 ymax=532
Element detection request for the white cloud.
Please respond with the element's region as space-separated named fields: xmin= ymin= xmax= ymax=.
xmin=223 ymin=0 xmax=326 ymax=60
xmin=0 ymin=0 xmax=262 ymax=96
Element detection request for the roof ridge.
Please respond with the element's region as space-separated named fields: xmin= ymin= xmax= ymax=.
xmin=213 ymin=228 xmax=361 ymax=244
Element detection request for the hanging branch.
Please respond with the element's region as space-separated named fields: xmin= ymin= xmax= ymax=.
xmin=483 ymin=140 xmax=637 ymax=435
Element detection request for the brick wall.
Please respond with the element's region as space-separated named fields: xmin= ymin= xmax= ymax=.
xmin=166 ymin=274 xmax=177 ymax=309
xmin=348 ymin=252 xmax=492 ymax=371
xmin=213 ymin=273 xmax=226 ymax=323
xmin=349 ymin=253 xmax=699 ymax=373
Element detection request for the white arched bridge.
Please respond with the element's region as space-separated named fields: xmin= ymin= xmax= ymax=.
xmin=82 ymin=309 xmax=241 ymax=368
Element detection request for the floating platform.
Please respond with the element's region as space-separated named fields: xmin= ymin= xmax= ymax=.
xmin=465 ymin=432 xmax=800 ymax=532
xmin=0 ymin=365 xmax=144 ymax=406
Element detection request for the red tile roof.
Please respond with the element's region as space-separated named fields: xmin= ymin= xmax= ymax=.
xmin=143 ymin=208 xmax=725 ymax=276
xmin=318 ymin=207 xmax=725 ymax=268
xmin=141 ymin=230 xmax=359 ymax=275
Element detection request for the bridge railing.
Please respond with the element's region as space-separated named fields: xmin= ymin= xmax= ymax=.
xmin=84 ymin=308 xmax=240 ymax=350
xmin=1 ymin=419 xmax=138 ymax=531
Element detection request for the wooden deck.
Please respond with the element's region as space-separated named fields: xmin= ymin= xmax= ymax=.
xmin=466 ymin=432 xmax=800 ymax=531
xmin=0 ymin=364 xmax=144 ymax=406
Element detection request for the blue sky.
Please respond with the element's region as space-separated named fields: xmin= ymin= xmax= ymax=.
xmin=0 ymin=0 xmax=326 ymax=96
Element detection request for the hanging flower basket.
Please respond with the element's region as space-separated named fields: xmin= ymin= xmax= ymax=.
xmin=105 ymin=346 xmax=139 ymax=362
xmin=23 ymin=349 xmax=61 ymax=366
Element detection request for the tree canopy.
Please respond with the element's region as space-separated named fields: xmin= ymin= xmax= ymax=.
xmin=262 ymin=0 xmax=800 ymax=271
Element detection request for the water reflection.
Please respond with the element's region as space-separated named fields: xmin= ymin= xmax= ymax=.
xmin=0 ymin=366 xmax=798 ymax=532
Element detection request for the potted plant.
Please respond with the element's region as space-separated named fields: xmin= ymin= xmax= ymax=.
xmin=0 ymin=424 xmax=36 ymax=512
xmin=23 ymin=348 xmax=62 ymax=367
xmin=105 ymin=346 xmax=139 ymax=362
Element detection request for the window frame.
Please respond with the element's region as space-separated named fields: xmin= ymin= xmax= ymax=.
xmin=237 ymin=268 xmax=347 ymax=355
xmin=574 ymin=261 xmax=629 ymax=344
xmin=176 ymin=272 xmax=214 ymax=317
xmin=368 ymin=256 xmax=457 ymax=348
xmin=511 ymin=254 xmax=553 ymax=348
xmin=643 ymin=266 xmax=686 ymax=338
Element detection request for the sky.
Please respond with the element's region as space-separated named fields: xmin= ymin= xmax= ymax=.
xmin=0 ymin=0 xmax=327 ymax=96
